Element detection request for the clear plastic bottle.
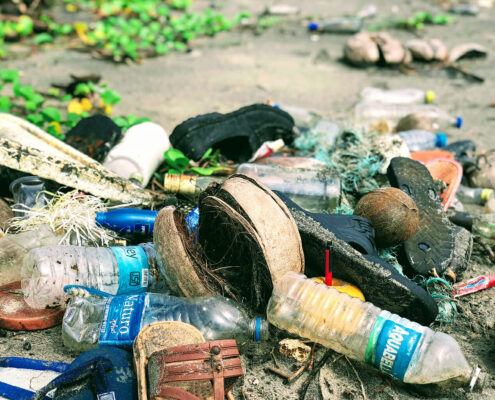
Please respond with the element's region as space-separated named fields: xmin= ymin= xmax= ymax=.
xmin=307 ymin=18 xmax=362 ymax=34
xmin=360 ymin=87 xmax=435 ymax=104
xmin=273 ymin=104 xmax=320 ymax=131
xmin=267 ymin=272 xmax=480 ymax=386
xmin=62 ymin=292 xmax=268 ymax=352
xmin=162 ymin=174 xmax=226 ymax=196
xmin=472 ymin=214 xmax=495 ymax=243
xmin=0 ymin=225 xmax=59 ymax=287
xmin=354 ymin=102 xmax=462 ymax=129
xmin=21 ymin=243 xmax=167 ymax=309
xmin=456 ymin=185 xmax=494 ymax=205
xmin=397 ymin=130 xmax=448 ymax=152
xmin=236 ymin=163 xmax=341 ymax=212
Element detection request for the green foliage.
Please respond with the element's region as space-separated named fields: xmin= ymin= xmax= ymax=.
xmin=162 ymin=147 xmax=229 ymax=177
xmin=34 ymin=33 xmax=54 ymax=45
xmin=370 ymin=11 xmax=454 ymax=31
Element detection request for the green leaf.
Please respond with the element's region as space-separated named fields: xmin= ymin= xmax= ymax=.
xmin=113 ymin=116 xmax=129 ymax=128
xmin=40 ymin=106 xmax=61 ymax=123
xmin=15 ymin=15 xmax=34 ymax=36
xmin=46 ymin=123 xmax=64 ymax=139
xmin=157 ymin=5 xmax=169 ymax=16
xmin=173 ymin=41 xmax=187 ymax=51
xmin=61 ymin=94 xmax=73 ymax=102
xmin=0 ymin=96 xmax=11 ymax=112
xmin=34 ymin=33 xmax=54 ymax=45
xmin=190 ymin=166 xmax=229 ymax=176
xmin=25 ymin=93 xmax=45 ymax=111
xmin=164 ymin=148 xmax=190 ymax=170
xmin=60 ymin=24 xmax=73 ymax=35
xmin=167 ymin=169 xmax=182 ymax=175
xmin=100 ymin=89 xmax=121 ymax=105
xmin=13 ymin=82 xmax=36 ymax=100
xmin=155 ymin=42 xmax=170 ymax=54
xmin=26 ymin=113 xmax=44 ymax=126
xmin=201 ymin=148 xmax=213 ymax=160
xmin=0 ymin=69 xmax=19 ymax=83
xmin=74 ymin=83 xmax=91 ymax=96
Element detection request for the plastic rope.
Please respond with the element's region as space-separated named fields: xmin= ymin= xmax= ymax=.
xmin=416 ymin=276 xmax=458 ymax=324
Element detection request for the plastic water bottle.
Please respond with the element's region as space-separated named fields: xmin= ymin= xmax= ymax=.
xmin=9 ymin=176 xmax=49 ymax=218
xmin=236 ymin=163 xmax=341 ymax=212
xmin=307 ymin=18 xmax=362 ymax=34
xmin=360 ymin=87 xmax=435 ymax=104
xmin=0 ymin=225 xmax=59 ymax=287
xmin=267 ymin=272 xmax=481 ymax=387
xmin=96 ymin=209 xmax=159 ymax=235
xmin=62 ymin=291 xmax=269 ymax=352
xmin=103 ymin=122 xmax=170 ymax=187
xmin=354 ymin=102 xmax=462 ymax=129
xmin=21 ymin=243 xmax=168 ymax=309
xmin=397 ymin=130 xmax=448 ymax=152
xmin=162 ymin=174 xmax=226 ymax=196
xmin=456 ymin=185 xmax=494 ymax=205
xmin=273 ymin=104 xmax=320 ymax=131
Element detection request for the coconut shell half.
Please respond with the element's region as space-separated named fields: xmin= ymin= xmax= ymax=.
xmin=199 ymin=174 xmax=304 ymax=313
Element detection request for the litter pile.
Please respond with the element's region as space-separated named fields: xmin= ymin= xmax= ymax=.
xmin=0 ymin=78 xmax=493 ymax=399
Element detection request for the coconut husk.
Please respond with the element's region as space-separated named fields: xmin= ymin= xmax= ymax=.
xmin=406 ymin=39 xmax=434 ymax=61
xmin=153 ymin=206 xmax=214 ymax=298
xmin=133 ymin=321 xmax=211 ymax=400
xmin=198 ymin=174 xmax=304 ymax=313
xmin=344 ymin=32 xmax=380 ymax=66
xmin=449 ymin=43 xmax=487 ymax=62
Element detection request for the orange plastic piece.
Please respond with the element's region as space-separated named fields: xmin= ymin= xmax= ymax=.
xmin=424 ymin=158 xmax=463 ymax=211
xmin=411 ymin=150 xmax=454 ymax=163
xmin=0 ymin=281 xmax=65 ymax=331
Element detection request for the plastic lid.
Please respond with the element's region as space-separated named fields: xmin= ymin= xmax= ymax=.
xmin=435 ymin=133 xmax=448 ymax=147
xmin=307 ymin=22 xmax=319 ymax=31
xmin=455 ymin=117 xmax=463 ymax=128
xmin=481 ymin=189 xmax=494 ymax=203
xmin=425 ymin=90 xmax=435 ymax=103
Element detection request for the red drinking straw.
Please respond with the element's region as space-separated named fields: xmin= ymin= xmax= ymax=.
xmin=325 ymin=245 xmax=333 ymax=286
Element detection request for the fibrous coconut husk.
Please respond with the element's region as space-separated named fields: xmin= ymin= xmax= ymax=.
xmin=198 ymin=174 xmax=304 ymax=313
xmin=0 ymin=198 xmax=12 ymax=231
xmin=371 ymin=32 xmax=406 ymax=65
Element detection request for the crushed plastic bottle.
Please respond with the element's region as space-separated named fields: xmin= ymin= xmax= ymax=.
xmin=267 ymin=272 xmax=482 ymax=387
xmin=355 ymin=102 xmax=462 ymax=129
xmin=360 ymin=87 xmax=435 ymax=104
xmin=307 ymin=18 xmax=362 ymax=34
xmin=456 ymin=185 xmax=494 ymax=205
xmin=21 ymin=243 xmax=167 ymax=309
xmin=236 ymin=163 xmax=341 ymax=212
xmin=397 ymin=130 xmax=448 ymax=152
xmin=96 ymin=208 xmax=159 ymax=235
xmin=0 ymin=225 xmax=59 ymax=287
xmin=9 ymin=176 xmax=49 ymax=218
xmin=62 ymin=290 xmax=268 ymax=352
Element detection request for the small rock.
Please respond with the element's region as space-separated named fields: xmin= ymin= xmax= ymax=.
xmin=23 ymin=341 xmax=32 ymax=351
xmin=279 ymin=338 xmax=311 ymax=362
xmin=344 ymin=32 xmax=379 ymax=66
xmin=0 ymin=329 xmax=7 ymax=337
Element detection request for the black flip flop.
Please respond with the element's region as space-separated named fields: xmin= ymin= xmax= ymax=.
xmin=170 ymin=104 xmax=295 ymax=162
xmin=387 ymin=157 xmax=456 ymax=277
xmin=274 ymin=191 xmax=438 ymax=325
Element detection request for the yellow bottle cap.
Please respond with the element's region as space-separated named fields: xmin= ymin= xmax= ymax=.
xmin=481 ymin=189 xmax=494 ymax=203
xmin=425 ymin=90 xmax=435 ymax=103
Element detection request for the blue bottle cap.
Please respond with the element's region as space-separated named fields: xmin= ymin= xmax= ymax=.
xmin=273 ymin=103 xmax=280 ymax=108
xmin=455 ymin=116 xmax=463 ymax=128
xmin=95 ymin=212 xmax=106 ymax=226
xmin=436 ymin=133 xmax=448 ymax=147
xmin=307 ymin=21 xmax=319 ymax=31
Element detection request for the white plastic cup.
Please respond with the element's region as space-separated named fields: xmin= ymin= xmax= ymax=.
xmin=103 ymin=122 xmax=170 ymax=186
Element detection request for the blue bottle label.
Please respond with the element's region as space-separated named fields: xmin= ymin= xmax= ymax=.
xmin=186 ymin=207 xmax=199 ymax=242
xmin=99 ymin=293 xmax=147 ymax=346
xmin=365 ymin=317 xmax=423 ymax=381
xmin=110 ymin=246 xmax=150 ymax=294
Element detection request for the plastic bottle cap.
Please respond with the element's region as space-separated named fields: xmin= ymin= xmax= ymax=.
xmin=273 ymin=103 xmax=280 ymax=109
xmin=307 ymin=22 xmax=319 ymax=31
xmin=255 ymin=317 xmax=261 ymax=342
xmin=455 ymin=117 xmax=463 ymax=128
xmin=425 ymin=90 xmax=435 ymax=103
xmin=481 ymin=189 xmax=494 ymax=203
xmin=95 ymin=212 xmax=106 ymax=226
xmin=435 ymin=133 xmax=448 ymax=147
